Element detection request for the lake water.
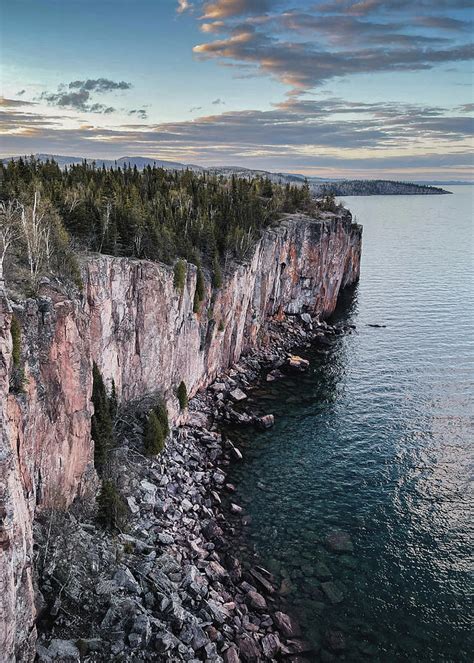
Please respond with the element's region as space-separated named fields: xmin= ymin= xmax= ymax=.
xmin=226 ymin=186 xmax=474 ymax=661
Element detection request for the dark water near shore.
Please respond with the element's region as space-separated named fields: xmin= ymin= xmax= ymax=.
xmin=227 ymin=187 xmax=474 ymax=661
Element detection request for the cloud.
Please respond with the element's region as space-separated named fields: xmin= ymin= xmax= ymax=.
xmin=129 ymin=108 xmax=148 ymax=120
xmin=194 ymin=27 xmax=473 ymax=93
xmin=40 ymin=78 xmax=132 ymax=113
xmin=192 ymin=1 xmax=474 ymax=94
xmin=0 ymin=97 xmax=36 ymax=107
xmin=2 ymin=97 xmax=472 ymax=179
xmin=212 ymin=98 xmax=225 ymax=105
xmin=17 ymin=89 xmax=26 ymax=96
xmin=202 ymin=0 xmax=272 ymax=19
xmin=189 ymin=106 xmax=203 ymax=112
xmin=177 ymin=0 xmax=193 ymax=14
xmin=317 ymin=0 xmax=473 ymax=16
xmin=415 ymin=16 xmax=473 ymax=31
xmin=68 ymin=78 xmax=131 ymax=93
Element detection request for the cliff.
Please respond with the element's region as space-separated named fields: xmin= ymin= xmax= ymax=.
xmin=0 ymin=211 xmax=361 ymax=661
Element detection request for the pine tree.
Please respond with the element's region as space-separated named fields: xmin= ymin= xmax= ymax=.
xmin=154 ymin=400 xmax=170 ymax=437
xmin=91 ymin=363 xmax=113 ymax=475
xmin=177 ymin=381 xmax=188 ymax=410
xmin=143 ymin=411 xmax=165 ymax=456
xmin=97 ymin=479 xmax=127 ymax=530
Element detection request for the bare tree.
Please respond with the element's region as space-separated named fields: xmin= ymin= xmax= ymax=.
xmin=16 ymin=191 xmax=59 ymax=287
xmin=99 ymin=200 xmax=112 ymax=252
xmin=0 ymin=200 xmax=22 ymax=286
xmin=64 ymin=185 xmax=84 ymax=214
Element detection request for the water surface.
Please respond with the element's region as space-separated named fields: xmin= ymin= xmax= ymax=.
xmin=227 ymin=186 xmax=474 ymax=661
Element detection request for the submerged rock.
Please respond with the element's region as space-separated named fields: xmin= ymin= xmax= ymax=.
xmin=273 ymin=611 xmax=302 ymax=638
xmin=324 ymin=531 xmax=354 ymax=553
xmin=255 ymin=414 xmax=275 ymax=430
xmin=321 ymin=581 xmax=344 ymax=605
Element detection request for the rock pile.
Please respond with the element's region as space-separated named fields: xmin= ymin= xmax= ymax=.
xmin=34 ymin=313 xmax=355 ymax=662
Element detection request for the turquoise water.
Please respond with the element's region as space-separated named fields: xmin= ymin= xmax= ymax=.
xmin=227 ymin=187 xmax=474 ymax=661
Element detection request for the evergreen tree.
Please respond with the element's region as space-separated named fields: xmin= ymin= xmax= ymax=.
xmin=177 ymin=381 xmax=188 ymax=410
xmin=91 ymin=363 xmax=113 ymax=475
xmin=154 ymin=400 xmax=170 ymax=437
xmin=143 ymin=411 xmax=165 ymax=456
xmin=97 ymin=479 xmax=127 ymax=530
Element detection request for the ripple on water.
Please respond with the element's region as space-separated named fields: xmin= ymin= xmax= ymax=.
xmin=226 ymin=188 xmax=474 ymax=662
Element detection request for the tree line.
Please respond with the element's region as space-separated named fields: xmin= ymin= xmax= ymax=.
xmin=0 ymin=157 xmax=319 ymax=290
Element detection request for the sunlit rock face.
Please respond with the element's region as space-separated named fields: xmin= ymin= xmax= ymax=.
xmin=0 ymin=211 xmax=361 ymax=661
xmin=87 ymin=212 xmax=362 ymax=408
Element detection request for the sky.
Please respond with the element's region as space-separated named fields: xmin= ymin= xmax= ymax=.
xmin=1 ymin=0 xmax=473 ymax=180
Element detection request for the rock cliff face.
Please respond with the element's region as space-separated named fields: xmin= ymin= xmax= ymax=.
xmin=0 ymin=211 xmax=361 ymax=661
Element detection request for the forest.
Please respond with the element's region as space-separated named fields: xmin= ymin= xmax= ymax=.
xmin=0 ymin=158 xmax=335 ymax=292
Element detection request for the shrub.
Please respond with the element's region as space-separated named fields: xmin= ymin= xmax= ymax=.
xmin=218 ymin=320 xmax=225 ymax=332
xmin=91 ymin=363 xmax=113 ymax=475
xmin=11 ymin=316 xmax=21 ymax=367
xmin=174 ymin=259 xmax=186 ymax=293
xmin=154 ymin=400 xmax=170 ymax=437
xmin=143 ymin=410 xmax=165 ymax=456
xmin=177 ymin=381 xmax=188 ymax=410
xmin=96 ymin=479 xmax=127 ymax=530
xmin=193 ymin=265 xmax=205 ymax=313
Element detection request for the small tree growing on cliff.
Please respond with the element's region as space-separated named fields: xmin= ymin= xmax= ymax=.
xmin=174 ymin=259 xmax=186 ymax=293
xmin=177 ymin=381 xmax=188 ymax=410
xmin=91 ymin=363 xmax=113 ymax=475
xmin=193 ymin=265 xmax=205 ymax=313
xmin=11 ymin=315 xmax=21 ymax=367
xmin=9 ymin=315 xmax=26 ymax=393
xmin=143 ymin=410 xmax=165 ymax=456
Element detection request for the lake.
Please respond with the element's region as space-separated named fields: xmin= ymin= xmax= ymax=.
xmin=226 ymin=186 xmax=474 ymax=661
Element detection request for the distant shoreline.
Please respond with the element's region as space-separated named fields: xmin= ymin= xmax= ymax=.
xmin=1 ymin=153 xmax=454 ymax=196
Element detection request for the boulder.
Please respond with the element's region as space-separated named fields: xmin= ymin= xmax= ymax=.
xmin=229 ymin=388 xmax=247 ymax=402
xmin=223 ymin=647 xmax=241 ymax=663
xmin=237 ymin=635 xmax=262 ymax=662
xmin=273 ymin=611 xmax=301 ymax=638
xmin=44 ymin=640 xmax=80 ymax=662
xmin=246 ymin=590 xmax=267 ymax=611
xmin=255 ymin=414 xmax=274 ymax=430
xmin=262 ymin=633 xmax=281 ymax=658
xmin=287 ymin=355 xmax=310 ymax=372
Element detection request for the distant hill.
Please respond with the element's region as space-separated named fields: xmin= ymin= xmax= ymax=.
xmin=312 ymin=179 xmax=450 ymax=196
xmin=1 ymin=154 xmax=451 ymax=195
xmin=2 ymin=153 xmax=203 ymax=171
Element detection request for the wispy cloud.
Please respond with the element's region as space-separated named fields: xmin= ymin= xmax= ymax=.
xmin=2 ymin=97 xmax=472 ymax=178
xmin=202 ymin=0 xmax=273 ymax=19
xmin=128 ymin=108 xmax=148 ymax=120
xmin=0 ymin=96 xmax=36 ymax=107
xmin=192 ymin=1 xmax=474 ymax=94
xmin=177 ymin=0 xmax=193 ymax=14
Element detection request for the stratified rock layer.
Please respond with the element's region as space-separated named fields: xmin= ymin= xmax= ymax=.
xmin=0 ymin=211 xmax=361 ymax=661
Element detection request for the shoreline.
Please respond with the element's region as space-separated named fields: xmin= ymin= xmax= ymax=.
xmin=34 ymin=311 xmax=353 ymax=662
